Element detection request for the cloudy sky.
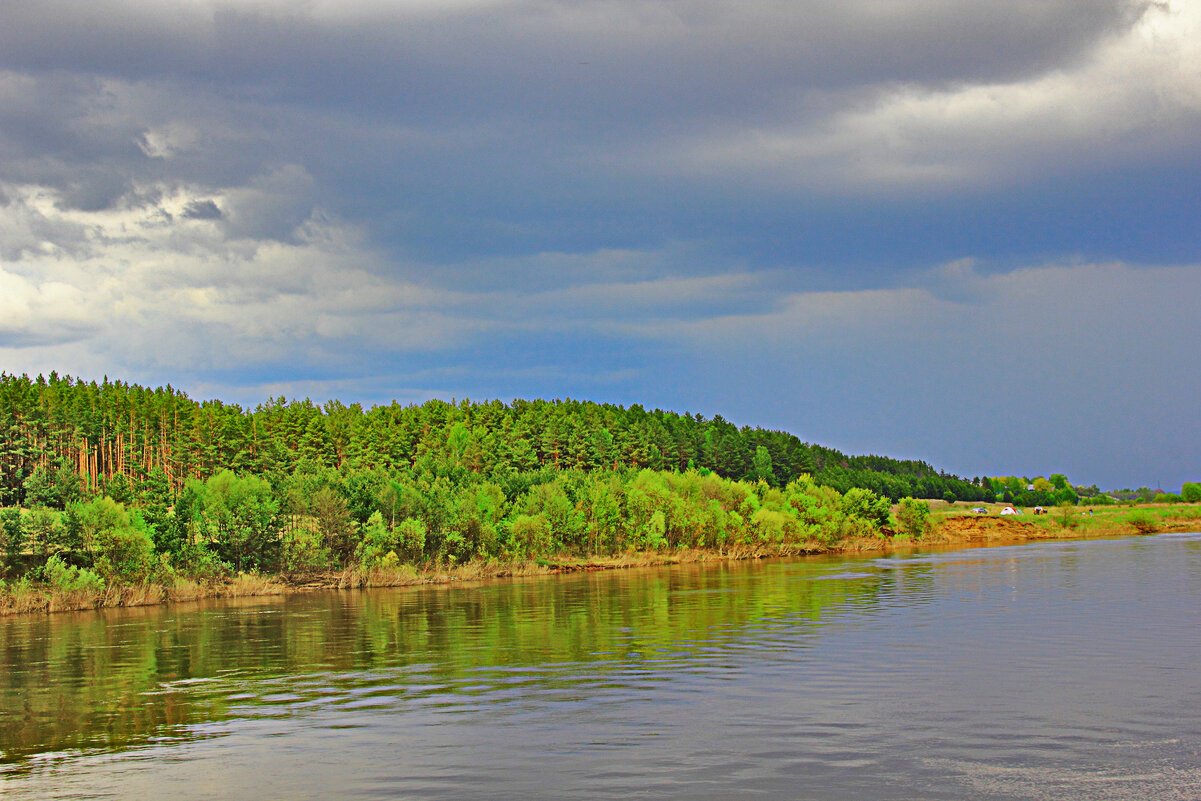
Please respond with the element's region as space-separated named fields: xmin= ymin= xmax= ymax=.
xmin=2 ymin=0 xmax=1199 ymax=489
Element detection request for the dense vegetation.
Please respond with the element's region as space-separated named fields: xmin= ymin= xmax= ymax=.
xmin=982 ymin=475 xmax=1201 ymax=508
xmin=0 ymin=371 xmax=992 ymax=591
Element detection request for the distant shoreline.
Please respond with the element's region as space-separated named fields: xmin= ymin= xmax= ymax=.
xmin=4 ymin=508 xmax=1195 ymax=618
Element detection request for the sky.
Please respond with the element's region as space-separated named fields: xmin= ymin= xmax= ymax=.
xmin=1 ymin=0 xmax=1199 ymax=491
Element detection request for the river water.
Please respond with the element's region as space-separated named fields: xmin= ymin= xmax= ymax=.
xmin=2 ymin=532 xmax=1201 ymax=800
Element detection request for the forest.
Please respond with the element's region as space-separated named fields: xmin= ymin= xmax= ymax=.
xmin=0 ymin=372 xmax=991 ymax=590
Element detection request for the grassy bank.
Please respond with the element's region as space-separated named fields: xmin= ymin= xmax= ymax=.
xmin=925 ymin=501 xmax=1201 ymax=541
xmin=4 ymin=504 xmax=1197 ymax=617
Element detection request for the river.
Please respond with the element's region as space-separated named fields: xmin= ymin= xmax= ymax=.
xmin=3 ymin=532 xmax=1201 ymax=800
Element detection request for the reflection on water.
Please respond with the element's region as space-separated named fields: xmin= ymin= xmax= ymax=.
xmin=3 ymin=533 xmax=1201 ymax=800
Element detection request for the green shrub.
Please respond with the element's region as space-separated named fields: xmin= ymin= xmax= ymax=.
xmin=1 ymin=508 xmax=24 ymax=570
xmin=508 ymin=514 xmax=553 ymax=557
xmin=355 ymin=512 xmax=427 ymax=568
xmin=176 ymin=544 xmax=230 ymax=580
xmin=841 ymin=487 xmax=891 ymax=530
xmin=395 ymin=518 xmax=427 ymax=561
xmin=44 ymin=554 xmax=106 ymax=595
xmin=283 ymin=525 xmax=332 ymax=574
xmin=195 ymin=471 xmax=281 ymax=572
xmin=72 ymin=497 xmax=156 ymax=581
xmin=895 ymin=497 xmax=931 ymax=538
xmin=785 ymin=476 xmax=844 ymax=544
xmin=751 ymin=507 xmax=793 ymax=543
xmin=640 ymin=510 xmax=668 ymax=551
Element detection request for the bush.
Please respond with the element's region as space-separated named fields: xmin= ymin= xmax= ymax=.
xmin=355 ymin=512 xmax=427 ymax=568
xmin=841 ymin=487 xmax=891 ymax=530
xmin=72 ymin=497 xmax=157 ymax=581
xmin=44 ymin=554 xmax=106 ymax=595
xmin=283 ymin=525 xmax=332 ymax=574
xmin=638 ymin=510 xmax=668 ymax=551
xmin=508 ymin=514 xmax=553 ymax=557
xmin=1 ymin=508 xmax=23 ymax=571
xmin=176 ymin=544 xmax=230 ymax=581
xmin=785 ymin=477 xmax=844 ymax=544
xmin=195 ymin=471 xmax=281 ymax=572
xmin=895 ymin=497 xmax=930 ymax=538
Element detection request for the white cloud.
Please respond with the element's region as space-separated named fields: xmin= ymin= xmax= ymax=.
xmin=0 ymin=175 xmax=477 ymax=377
xmin=664 ymin=2 xmax=1201 ymax=191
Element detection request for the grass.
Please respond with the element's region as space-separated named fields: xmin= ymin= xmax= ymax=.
xmin=930 ymin=501 xmax=1201 ymax=540
xmin=221 ymin=572 xmax=286 ymax=597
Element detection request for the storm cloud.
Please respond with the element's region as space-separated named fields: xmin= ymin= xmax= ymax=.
xmin=1 ymin=0 xmax=1198 ymax=489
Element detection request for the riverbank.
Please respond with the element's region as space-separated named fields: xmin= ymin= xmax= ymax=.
xmin=3 ymin=506 xmax=1198 ymax=617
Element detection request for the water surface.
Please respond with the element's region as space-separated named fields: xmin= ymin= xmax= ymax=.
xmin=3 ymin=533 xmax=1201 ymax=799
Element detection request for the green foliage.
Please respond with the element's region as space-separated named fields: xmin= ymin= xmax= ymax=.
xmin=785 ymin=475 xmax=845 ymax=544
xmin=638 ymin=510 xmax=668 ymax=551
xmin=508 ymin=514 xmax=553 ymax=557
xmin=176 ymin=544 xmax=229 ymax=580
xmin=522 ymin=478 xmax=584 ymax=552
xmin=25 ymin=506 xmax=64 ymax=559
xmin=195 ymin=470 xmax=281 ymax=572
xmin=1054 ymin=487 xmax=1079 ymax=505
xmin=841 ymin=487 xmax=891 ymax=529
xmin=71 ymin=497 xmax=156 ymax=582
xmin=748 ymin=446 xmax=777 ymax=486
xmin=1182 ymin=482 xmax=1201 ymax=503
xmin=282 ymin=525 xmax=332 ymax=574
xmin=1 ymin=508 xmax=23 ymax=572
xmin=43 ymin=554 xmax=105 ymax=595
xmin=137 ymin=468 xmax=175 ymax=553
xmin=0 ymin=372 xmax=991 ymax=513
xmin=0 ymin=372 xmax=973 ymax=582
xmin=356 ymin=512 xmax=427 ymax=568
xmin=22 ymin=461 xmax=83 ymax=510
xmin=1124 ymin=510 xmax=1160 ymax=533
xmin=395 ymin=518 xmax=428 ymax=562
xmin=895 ymin=497 xmax=930 ymax=538
xmin=105 ymin=473 xmax=134 ymax=505
xmin=311 ymin=486 xmax=357 ymax=566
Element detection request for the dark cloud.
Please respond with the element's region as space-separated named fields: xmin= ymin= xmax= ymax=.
xmin=0 ymin=1 xmax=1156 ymax=127
xmin=182 ymin=199 xmax=222 ymax=220
xmin=0 ymin=0 xmax=1198 ymax=490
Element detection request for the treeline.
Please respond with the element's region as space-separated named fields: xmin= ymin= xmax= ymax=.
xmin=985 ymin=474 xmax=1081 ymax=508
xmin=0 ymin=372 xmax=990 ymax=506
xmin=0 ymin=371 xmax=972 ymax=589
xmin=2 ymin=467 xmax=911 ymax=587
xmin=980 ymin=475 xmax=1201 ymax=508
